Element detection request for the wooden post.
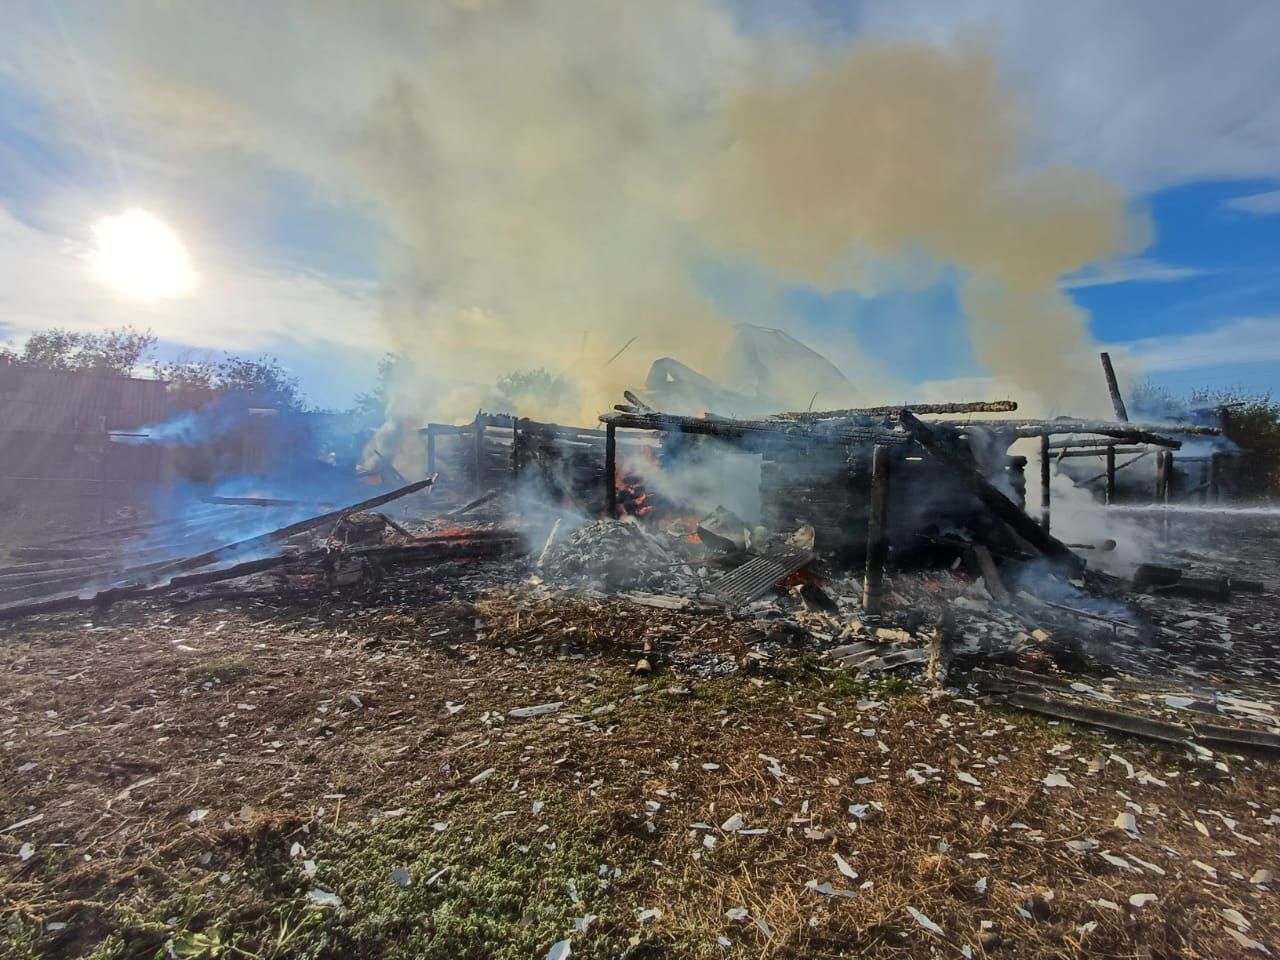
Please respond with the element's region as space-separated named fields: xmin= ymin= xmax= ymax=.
xmin=1198 ymin=459 xmax=1209 ymax=504
xmin=1104 ymin=445 xmax=1117 ymax=506
xmin=1154 ymin=449 xmax=1168 ymax=503
xmin=604 ymin=422 xmax=617 ymax=518
xmin=1161 ymin=451 xmax=1173 ymax=541
xmin=1210 ymin=452 xmax=1222 ymax=502
xmin=862 ymin=444 xmax=891 ymax=616
xmin=1099 ymin=352 xmax=1129 ymax=421
xmin=512 ymin=418 xmax=521 ymax=480
xmin=425 ymin=425 xmax=436 ymax=477
xmin=472 ymin=415 xmax=484 ymax=496
xmin=1039 ymin=434 xmax=1051 ymax=532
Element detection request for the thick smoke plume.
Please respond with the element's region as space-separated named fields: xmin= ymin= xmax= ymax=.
xmin=24 ymin=2 xmax=1148 ymax=450
xmin=697 ymin=42 xmax=1146 ymax=413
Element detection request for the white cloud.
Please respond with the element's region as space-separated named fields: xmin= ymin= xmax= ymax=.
xmin=0 ymin=204 xmax=385 ymax=359
xmin=1122 ymin=315 xmax=1280 ymax=372
xmin=1060 ymin=257 xmax=1207 ymax=289
xmin=855 ymin=1 xmax=1280 ymax=191
xmin=1225 ymin=189 xmax=1280 ymax=215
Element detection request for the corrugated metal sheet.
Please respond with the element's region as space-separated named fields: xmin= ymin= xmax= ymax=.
xmin=0 ymin=364 xmax=169 ymax=432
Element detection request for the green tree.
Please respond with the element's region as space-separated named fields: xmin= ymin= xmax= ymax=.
xmin=1190 ymin=387 xmax=1280 ymax=499
xmin=354 ymin=352 xmax=409 ymax=423
xmin=492 ymin=367 xmax=577 ymax=413
xmin=1132 ymin=380 xmax=1280 ymax=499
xmin=1 ymin=326 xmax=157 ymax=375
xmin=155 ymin=354 xmax=307 ymax=411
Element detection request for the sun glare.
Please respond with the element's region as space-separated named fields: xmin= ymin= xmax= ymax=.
xmin=88 ymin=208 xmax=196 ymax=301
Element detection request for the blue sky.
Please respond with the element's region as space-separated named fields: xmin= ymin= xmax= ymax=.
xmin=1 ymin=1 xmax=1278 ymax=414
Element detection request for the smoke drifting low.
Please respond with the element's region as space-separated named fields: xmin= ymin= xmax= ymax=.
xmin=29 ymin=2 xmax=1149 ymax=434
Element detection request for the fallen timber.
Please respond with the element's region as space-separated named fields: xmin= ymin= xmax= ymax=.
xmin=0 ymin=477 xmax=438 ymax=619
xmin=976 ymin=682 xmax=1280 ymax=759
xmin=772 ymin=399 xmax=1018 ymax=420
xmin=899 ymin=409 xmax=1086 ymax=574
xmin=0 ymin=529 xmax=522 ymax=622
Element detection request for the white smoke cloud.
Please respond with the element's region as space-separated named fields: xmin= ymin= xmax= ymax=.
xmin=4 ymin=1 xmax=1151 ymax=428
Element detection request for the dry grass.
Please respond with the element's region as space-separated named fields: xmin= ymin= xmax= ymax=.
xmin=1 ymin=589 xmax=1278 ymax=958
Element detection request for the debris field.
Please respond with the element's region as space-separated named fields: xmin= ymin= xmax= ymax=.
xmin=3 ymin=500 xmax=1280 ymax=959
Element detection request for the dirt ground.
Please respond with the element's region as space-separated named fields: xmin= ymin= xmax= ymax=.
xmin=3 ymin=533 xmax=1280 ymax=960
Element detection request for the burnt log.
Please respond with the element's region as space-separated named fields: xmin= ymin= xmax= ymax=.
xmin=1099 ymin=352 xmax=1129 ymax=421
xmin=899 ymin=410 xmax=1084 ymax=574
xmin=774 ymin=399 xmax=1018 ymax=420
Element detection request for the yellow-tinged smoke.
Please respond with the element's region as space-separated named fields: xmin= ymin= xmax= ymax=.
xmin=43 ymin=2 xmax=1148 ymax=436
xmin=696 ymin=42 xmax=1147 ymax=412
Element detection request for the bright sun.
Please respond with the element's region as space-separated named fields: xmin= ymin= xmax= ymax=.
xmin=88 ymin=209 xmax=196 ymax=301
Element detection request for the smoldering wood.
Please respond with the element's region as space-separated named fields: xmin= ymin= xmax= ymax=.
xmin=536 ymin=518 xmax=563 ymax=569
xmin=66 ymin=476 xmax=436 ymax=599
xmin=940 ymin=417 xmax=1216 ymax=444
xmin=1082 ymin=450 xmax=1150 ymax=487
xmin=201 ymin=496 xmax=335 ymax=508
xmin=604 ymin=422 xmax=618 ymax=518
xmin=1099 ymin=351 xmax=1129 ymax=421
xmin=0 ymin=527 xmax=523 ymax=622
xmin=899 ymin=410 xmax=1084 ymax=574
xmin=1047 ymin=437 xmax=1148 ymax=450
xmin=1105 ymin=445 xmax=1117 ymax=506
xmin=448 ymin=489 xmax=501 ymax=516
xmin=623 ymin=390 xmax=653 ymax=413
xmin=1154 ymin=450 xmax=1176 ymax=516
xmin=862 ymin=444 xmax=891 ymax=615
xmin=601 ymin=410 xmax=907 ymax=449
xmin=1039 ymin=435 xmax=1051 ymax=532
xmin=472 ymin=414 xmax=485 ymax=495
xmin=925 ymin=610 xmax=955 ymax=686
xmin=1053 ymin=447 xmax=1142 ymax=459
xmin=773 ymin=399 xmax=1018 ymax=420
xmin=969 ymin=544 xmax=1010 ymax=605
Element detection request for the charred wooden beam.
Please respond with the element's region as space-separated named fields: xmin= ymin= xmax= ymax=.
xmin=1099 ymin=352 xmax=1129 ymax=421
xmin=1154 ymin=449 xmax=1170 ymax=502
xmin=604 ymin=422 xmax=618 ymax=519
xmin=1054 ymin=448 xmax=1132 ymax=459
xmin=601 ymin=410 xmax=907 ymax=447
xmin=970 ymin=544 xmax=1010 ymax=604
xmin=1039 ymin=435 xmax=1051 ymax=532
xmin=1105 ymin=445 xmax=1117 ymax=505
xmin=862 ymin=444 xmax=891 ymax=615
xmin=1047 ymin=437 xmax=1146 ymax=450
xmin=201 ymin=496 xmax=335 ymax=508
xmin=774 ymin=399 xmax=1018 ymax=420
xmin=1082 ymin=450 xmax=1150 ymax=486
xmin=0 ymin=527 xmax=523 ymax=622
xmin=623 ymin=390 xmax=654 ymax=413
xmin=899 ymin=410 xmax=1084 ymax=574
xmin=939 ymin=417 xmax=1215 ymax=445
xmin=112 ymin=476 xmax=438 ymax=590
